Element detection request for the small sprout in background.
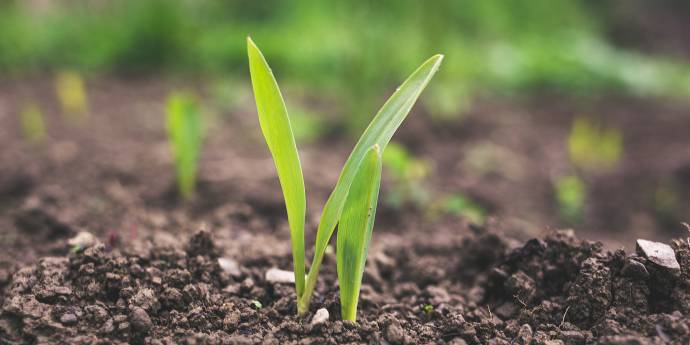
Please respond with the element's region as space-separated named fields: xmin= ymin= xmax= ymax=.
xmin=554 ymin=175 xmax=586 ymax=223
xmin=653 ymin=180 xmax=681 ymax=227
xmin=247 ymin=37 xmax=442 ymax=320
xmin=166 ymin=92 xmax=204 ymax=200
xmin=251 ymin=300 xmax=263 ymax=309
xmin=568 ymin=117 xmax=623 ymax=172
xmin=70 ymin=244 xmax=82 ymax=254
xmin=435 ymin=194 xmax=486 ymax=224
xmin=382 ymin=142 xmax=432 ymax=208
xmin=421 ymin=304 xmax=434 ymax=314
xmin=55 ymin=70 xmax=89 ymax=123
xmin=19 ymin=103 xmax=46 ymax=144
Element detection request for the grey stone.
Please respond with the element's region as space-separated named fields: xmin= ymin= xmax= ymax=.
xmin=310 ymin=308 xmax=329 ymax=326
xmin=636 ymin=239 xmax=680 ymax=273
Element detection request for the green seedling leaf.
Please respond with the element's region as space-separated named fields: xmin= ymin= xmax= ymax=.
xmin=337 ymin=145 xmax=382 ymax=322
xmin=554 ymin=175 xmax=586 ymax=223
xmin=422 ymin=304 xmax=434 ymax=314
xmin=20 ymin=103 xmax=46 ymax=144
xmin=55 ymin=70 xmax=89 ymax=123
xmin=247 ymin=37 xmax=306 ymax=298
xmin=568 ymin=117 xmax=623 ymax=171
xmin=300 ymin=53 xmax=443 ymax=313
xmin=251 ymin=300 xmax=263 ymax=309
xmin=166 ymin=92 xmax=204 ymax=200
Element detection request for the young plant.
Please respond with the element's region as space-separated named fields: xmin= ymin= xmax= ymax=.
xmin=568 ymin=117 xmax=623 ymax=171
xmin=554 ymin=174 xmax=586 ymax=223
xmin=19 ymin=103 xmax=46 ymax=144
xmin=247 ymin=37 xmax=442 ymax=320
xmin=166 ymin=92 xmax=204 ymax=199
xmin=55 ymin=70 xmax=89 ymax=123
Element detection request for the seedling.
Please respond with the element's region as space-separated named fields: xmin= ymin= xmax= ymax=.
xmin=554 ymin=175 xmax=586 ymax=223
xmin=247 ymin=37 xmax=442 ymax=321
xmin=166 ymin=92 xmax=204 ymax=199
xmin=55 ymin=70 xmax=89 ymax=123
xmin=251 ymin=300 xmax=263 ymax=310
xmin=421 ymin=304 xmax=434 ymax=314
xmin=568 ymin=117 xmax=622 ymax=171
xmin=19 ymin=103 xmax=46 ymax=144
xmin=439 ymin=194 xmax=486 ymax=224
xmin=382 ymin=142 xmax=432 ymax=208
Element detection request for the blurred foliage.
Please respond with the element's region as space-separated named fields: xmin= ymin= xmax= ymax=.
xmin=653 ymin=180 xmax=681 ymax=228
xmin=381 ymin=142 xmax=486 ymax=223
xmin=55 ymin=70 xmax=89 ymax=123
xmin=554 ymin=175 xmax=586 ymax=223
xmin=382 ymin=142 xmax=431 ymax=208
xmin=435 ymin=194 xmax=486 ymax=224
xmin=166 ymin=92 xmax=204 ymax=199
xmin=568 ymin=117 xmax=623 ymax=172
xmin=2 ymin=0 xmax=690 ymax=132
xmin=19 ymin=103 xmax=46 ymax=144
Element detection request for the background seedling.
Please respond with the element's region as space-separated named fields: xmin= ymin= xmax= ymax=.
xmin=166 ymin=92 xmax=204 ymax=200
xmin=382 ymin=142 xmax=432 ymax=208
xmin=568 ymin=117 xmax=623 ymax=172
xmin=247 ymin=37 xmax=442 ymax=319
xmin=554 ymin=175 xmax=586 ymax=223
xmin=19 ymin=103 xmax=46 ymax=144
xmin=55 ymin=70 xmax=89 ymax=123
xmin=437 ymin=194 xmax=486 ymax=224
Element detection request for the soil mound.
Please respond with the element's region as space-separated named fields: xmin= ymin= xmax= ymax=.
xmin=1 ymin=228 xmax=689 ymax=344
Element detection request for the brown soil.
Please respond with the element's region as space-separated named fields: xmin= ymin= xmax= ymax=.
xmin=2 ymin=227 xmax=690 ymax=344
xmin=0 ymin=76 xmax=689 ymax=344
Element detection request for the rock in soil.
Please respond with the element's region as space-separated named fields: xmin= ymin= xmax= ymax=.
xmin=310 ymin=308 xmax=329 ymax=326
xmin=1 ymin=229 xmax=689 ymax=344
xmin=636 ymin=239 xmax=681 ymax=273
xmin=265 ymin=267 xmax=295 ymax=284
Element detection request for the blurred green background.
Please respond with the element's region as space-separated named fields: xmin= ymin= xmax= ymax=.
xmin=3 ymin=0 xmax=690 ymax=128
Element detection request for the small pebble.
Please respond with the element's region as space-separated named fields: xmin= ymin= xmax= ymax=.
xmin=60 ymin=313 xmax=78 ymax=326
xmin=310 ymin=308 xmax=329 ymax=326
xmin=218 ymin=258 xmax=242 ymax=277
xmin=68 ymin=231 xmax=97 ymax=249
xmin=265 ymin=268 xmax=295 ymax=284
xmin=636 ymin=239 xmax=680 ymax=274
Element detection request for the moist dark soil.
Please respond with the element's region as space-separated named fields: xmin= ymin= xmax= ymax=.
xmin=1 ymin=227 xmax=689 ymax=344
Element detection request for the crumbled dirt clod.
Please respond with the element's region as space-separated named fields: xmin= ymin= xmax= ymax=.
xmin=1 ymin=229 xmax=689 ymax=343
xmin=129 ymin=306 xmax=152 ymax=333
xmin=59 ymin=312 xmax=78 ymax=326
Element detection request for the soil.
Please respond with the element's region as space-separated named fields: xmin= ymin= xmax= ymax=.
xmin=1 ymin=226 xmax=689 ymax=344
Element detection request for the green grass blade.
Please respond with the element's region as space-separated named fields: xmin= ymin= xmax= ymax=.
xmin=247 ymin=37 xmax=306 ymax=298
xmin=337 ymin=145 xmax=382 ymax=322
xmin=166 ymin=92 xmax=204 ymax=199
xmin=300 ymin=54 xmax=443 ymax=313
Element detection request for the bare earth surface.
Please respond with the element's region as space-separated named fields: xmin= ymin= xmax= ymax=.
xmin=0 ymin=78 xmax=689 ymax=343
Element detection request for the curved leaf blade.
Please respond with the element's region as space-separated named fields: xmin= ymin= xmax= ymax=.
xmin=337 ymin=145 xmax=382 ymax=321
xmin=247 ymin=37 xmax=306 ymax=297
xmin=300 ymin=54 xmax=443 ymax=311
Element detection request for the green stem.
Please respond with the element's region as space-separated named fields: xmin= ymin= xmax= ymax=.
xmin=297 ymin=250 xmax=326 ymax=315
